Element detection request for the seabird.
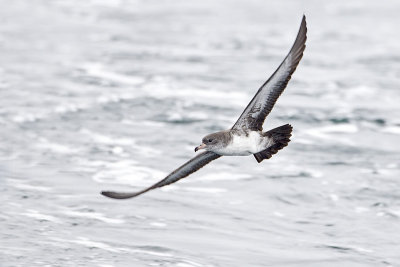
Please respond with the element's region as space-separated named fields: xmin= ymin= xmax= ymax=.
xmin=101 ymin=15 xmax=307 ymax=199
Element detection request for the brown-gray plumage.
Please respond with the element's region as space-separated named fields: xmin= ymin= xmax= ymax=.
xmin=232 ymin=15 xmax=307 ymax=132
xmin=101 ymin=16 xmax=307 ymax=200
xmin=253 ymin=124 xmax=293 ymax=163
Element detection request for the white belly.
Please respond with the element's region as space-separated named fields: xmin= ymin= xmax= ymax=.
xmin=214 ymin=131 xmax=271 ymax=156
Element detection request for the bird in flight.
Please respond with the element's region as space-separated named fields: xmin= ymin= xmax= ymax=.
xmin=101 ymin=15 xmax=307 ymax=199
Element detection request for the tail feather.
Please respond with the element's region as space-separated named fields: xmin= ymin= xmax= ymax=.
xmin=254 ymin=124 xmax=292 ymax=163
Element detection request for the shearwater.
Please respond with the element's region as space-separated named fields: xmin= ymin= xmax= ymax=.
xmin=102 ymin=15 xmax=307 ymax=199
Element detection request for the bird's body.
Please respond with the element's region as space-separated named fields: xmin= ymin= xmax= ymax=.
xmin=211 ymin=130 xmax=272 ymax=156
xmin=101 ymin=16 xmax=307 ymax=200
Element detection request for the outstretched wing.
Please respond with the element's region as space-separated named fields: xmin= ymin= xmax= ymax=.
xmin=232 ymin=15 xmax=307 ymax=132
xmin=101 ymin=151 xmax=221 ymax=199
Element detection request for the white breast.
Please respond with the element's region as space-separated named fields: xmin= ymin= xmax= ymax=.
xmin=214 ymin=131 xmax=271 ymax=156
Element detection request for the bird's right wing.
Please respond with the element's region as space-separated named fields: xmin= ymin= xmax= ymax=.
xmin=101 ymin=151 xmax=221 ymax=199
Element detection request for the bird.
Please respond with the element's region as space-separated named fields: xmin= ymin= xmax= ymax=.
xmin=101 ymin=15 xmax=307 ymax=199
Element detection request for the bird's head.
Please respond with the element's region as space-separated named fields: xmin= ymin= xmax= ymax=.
xmin=195 ymin=131 xmax=227 ymax=152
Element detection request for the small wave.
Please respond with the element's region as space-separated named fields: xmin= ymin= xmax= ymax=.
xmin=12 ymin=113 xmax=44 ymax=123
xmin=54 ymin=103 xmax=85 ymax=114
xmin=182 ymin=187 xmax=227 ymax=194
xmin=307 ymin=124 xmax=358 ymax=135
xmin=51 ymin=236 xmax=121 ymax=253
xmin=80 ymin=128 xmax=159 ymax=157
xmin=81 ymin=63 xmax=145 ymax=86
xmin=91 ymin=159 xmax=166 ymax=187
xmin=35 ymin=138 xmax=79 ymax=154
xmin=62 ymin=209 xmax=124 ymax=224
xmin=80 ymin=128 xmax=135 ymax=146
xmin=143 ymin=76 xmax=248 ymax=108
xmin=7 ymin=178 xmax=52 ymax=192
xmin=21 ymin=209 xmax=62 ymax=223
xmin=162 ymin=111 xmax=209 ymax=124
xmin=382 ymin=126 xmax=400 ymax=134
xmin=196 ymin=172 xmax=252 ymax=182
xmin=304 ymin=124 xmax=359 ymax=145
xmin=150 ymin=222 xmax=167 ymax=227
xmin=322 ymin=244 xmax=373 ymax=254
xmin=49 ymin=237 xmax=175 ymax=257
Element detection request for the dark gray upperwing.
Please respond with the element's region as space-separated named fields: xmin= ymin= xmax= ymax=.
xmin=232 ymin=15 xmax=307 ymax=132
xmin=101 ymin=151 xmax=221 ymax=199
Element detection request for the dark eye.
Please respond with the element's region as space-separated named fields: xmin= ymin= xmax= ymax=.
xmin=208 ymin=139 xmax=213 ymax=143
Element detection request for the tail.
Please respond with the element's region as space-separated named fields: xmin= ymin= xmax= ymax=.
xmin=253 ymin=124 xmax=292 ymax=163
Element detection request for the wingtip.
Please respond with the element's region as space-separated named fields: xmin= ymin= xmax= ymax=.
xmin=101 ymin=190 xmax=135 ymax=200
xmin=101 ymin=191 xmax=120 ymax=199
xmin=301 ymin=14 xmax=307 ymax=26
xmin=292 ymin=14 xmax=308 ymax=55
xmin=301 ymin=14 xmax=307 ymax=33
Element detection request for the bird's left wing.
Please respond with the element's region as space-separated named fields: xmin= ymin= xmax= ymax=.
xmin=101 ymin=151 xmax=221 ymax=199
xmin=232 ymin=15 xmax=307 ymax=132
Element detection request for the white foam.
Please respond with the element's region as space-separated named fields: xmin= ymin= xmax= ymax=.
xmin=52 ymin=235 xmax=174 ymax=257
xmin=80 ymin=128 xmax=135 ymax=146
xmin=80 ymin=129 xmax=158 ymax=157
xmin=305 ymin=124 xmax=358 ymax=145
xmin=176 ymin=262 xmax=203 ymax=267
xmin=294 ymin=138 xmax=315 ymax=145
xmin=160 ymin=185 xmax=178 ymax=192
xmin=7 ymin=179 xmax=52 ymax=192
xmin=196 ymin=172 xmax=251 ymax=182
xmin=273 ymin=211 xmax=285 ymax=217
xmin=166 ymin=110 xmax=209 ymax=122
xmin=387 ymin=209 xmax=400 ymax=217
xmin=355 ymin=207 xmax=369 ymax=213
xmin=182 ymin=187 xmax=227 ymax=194
xmin=36 ymin=138 xmax=79 ymax=154
xmin=135 ymin=145 xmax=162 ymax=157
xmin=307 ymin=124 xmax=358 ymax=136
xmin=11 ymin=103 xmax=88 ymax=124
xmin=54 ymin=103 xmax=84 ymax=114
xmin=143 ymin=76 xmax=248 ymax=107
xmin=111 ymin=146 xmax=124 ymax=155
xmin=123 ymin=119 xmax=164 ymax=128
xmin=126 ymin=248 xmax=172 ymax=257
xmin=343 ymin=85 xmax=375 ymax=100
xmin=12 ymin=113 xmax=43 ymax=123
xmin=150 ymin=222 xmax=167 ymax=227
xmin=92 ymin=160 xmax=166 ymax=186
xmin=62 ymin=210 xmax=124 ymax=224
xmin=97 ymin=94 xmax=121 ymax=104
xmin=329 ymin=194 xmax=339 ymax=202
xmin=382 ymin=126 xmax=400 ymax=134
xmin=82 ymin=63 xmax=145 ymax=86
xmin=354 ymin=247 xmax=374 ymax=253
xmin=307 ymin=169 xmax=324 ymax=178
xmin=69 ymin=237 xmax=121 ymax=253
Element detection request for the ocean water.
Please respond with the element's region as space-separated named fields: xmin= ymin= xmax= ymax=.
xmin=1 ymin=0 xmax=400 ymax=266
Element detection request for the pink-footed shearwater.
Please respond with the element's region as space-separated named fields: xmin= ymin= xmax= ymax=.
xmin=101 ymin=15 xmax=307 ymax=199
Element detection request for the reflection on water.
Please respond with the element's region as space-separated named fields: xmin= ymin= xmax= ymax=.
xmin=1 ymin=0 xmax=400 ymax=266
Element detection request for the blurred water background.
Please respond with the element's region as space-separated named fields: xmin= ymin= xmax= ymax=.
xmin=1 ymin=0 xmax=400 ymax=266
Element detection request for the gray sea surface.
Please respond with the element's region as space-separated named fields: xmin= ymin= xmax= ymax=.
xmin=1 ymin=0 xmax=400 ymax=266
